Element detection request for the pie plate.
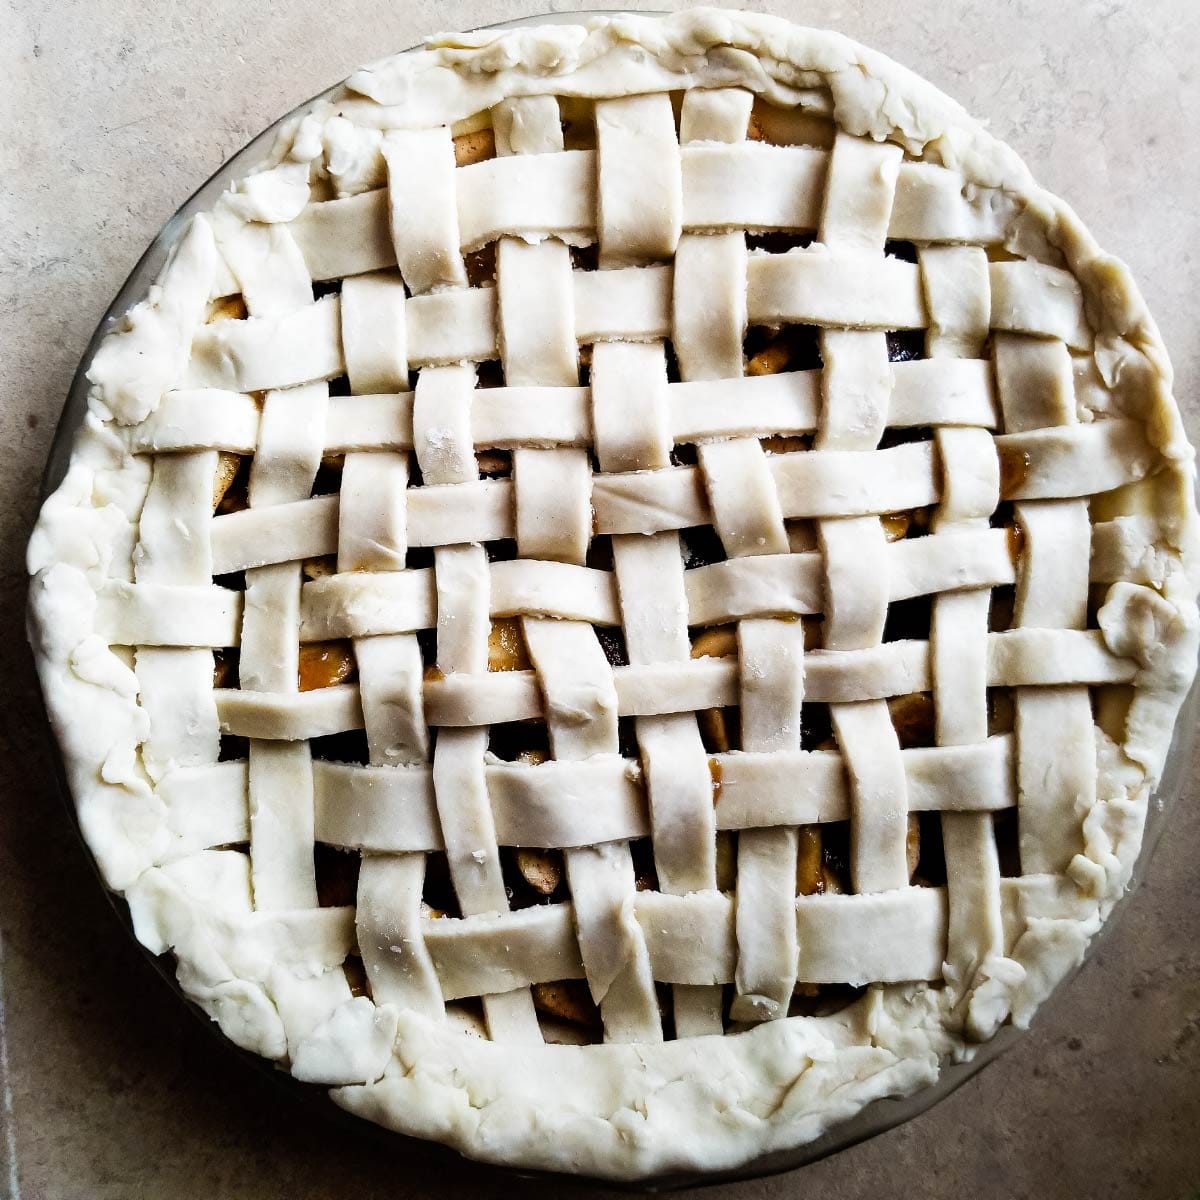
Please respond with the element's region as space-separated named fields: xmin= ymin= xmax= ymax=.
xmin=28 ymin=9 xmax=1200 ymax=1188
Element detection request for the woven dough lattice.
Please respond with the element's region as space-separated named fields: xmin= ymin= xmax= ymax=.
xmin=81 ymin=83 xmax=1171 ymax=1058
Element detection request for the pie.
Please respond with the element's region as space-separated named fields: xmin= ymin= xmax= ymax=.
xmin=26 ymin=8 xmax=1200 ymax=1181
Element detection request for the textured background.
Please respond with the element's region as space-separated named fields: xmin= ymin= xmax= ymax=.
xmin=3 ymin=2 xmax=1199 ymax=1197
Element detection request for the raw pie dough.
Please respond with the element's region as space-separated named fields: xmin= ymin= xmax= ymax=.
xmin=26 ymin=8 xmax=1200 ymax=1180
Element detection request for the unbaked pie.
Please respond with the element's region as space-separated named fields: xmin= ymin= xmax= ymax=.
xmin=27 ymin=8 xmax=1200 ymax=1181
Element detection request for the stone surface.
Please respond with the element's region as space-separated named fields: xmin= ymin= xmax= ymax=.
xmin=2 ymin=2 xmax=1199 ymax=1197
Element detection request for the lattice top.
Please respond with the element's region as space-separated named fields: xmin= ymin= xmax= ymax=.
xmin=28 ymin=10 xmax=1200 ymax=1182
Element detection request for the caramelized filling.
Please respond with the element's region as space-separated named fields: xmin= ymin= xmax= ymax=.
xmin=887 ymin=693 xmax=935 ymax=749
xmin=817 ymin=821 xmax=852 ymax=893
xmin=708 ymin=757 xmax=723 ymax=802
xmin=453 ymin=127 xmax=495 ymax=166
xmin=477 ymin=448 xmax=512 ymax=478
xmin=749 ymin=99 xmax=837 ymax=149
xmin=987 ymin=689 xmax=1016 ymax=736
xmin=562 ymin=117 xmax=596 ymax=153
xmin=302 ymin=555 xmax=337 ymax=581
xmin=691 ymin=628 xmax=739 ymax=752
xmin=690 ymin=626 xmax=737 ymax=659
xmin=212 ymin=647 xmax=239 ymax=689
xmin=998 ymin=445 xmax=1031 ymax=498
xmin=905 ymin=813 xmax=921 ymax=879
xmin=212 ymin=452 xmax=242 ymax=510
xmin=795 ymin=826 xmax=826 ymax=895
xmin=488 ymin=617 xmax=532 ymax=672
xmin=880 ymin=511 xmax=912 ymax=542
xmin=214 ymin=454 xmax=251 ymax=515
xmin=745 ymin=324 xmax=822 ymax=376
xmin=1095 ymin=684 xmax=1133 ymax=743
xmin=298 ymin=641 xmax=356 ymax=691
xmin=464 ymin=245 xmax=497 ymax=287
xmin=1007 ymin=519 xmax=1025 ymax=561
xmin=207 ymin=293 xmax=248 ymax=322
xmin=760 ymin=434 xmax=812 ymax=456
xmin=513 ymin=847 xmax=564 ymax=896
xmin=698 ymin=708 xmax=737 ymax=753
xmin=988 ymin=586 xmax=1017 ymax=633
xmin=715 ymin=831 xmax=737 ymax=891
xmin=533 ymin=980 xmax=601 ymax=1028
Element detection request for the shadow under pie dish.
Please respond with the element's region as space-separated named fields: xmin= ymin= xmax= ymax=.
xmin=25 ymin=6 xmax=1200 ymax=1184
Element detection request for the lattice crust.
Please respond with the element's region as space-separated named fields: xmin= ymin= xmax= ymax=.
xmin=27 ymin=10 xmax=1200 ymax=1182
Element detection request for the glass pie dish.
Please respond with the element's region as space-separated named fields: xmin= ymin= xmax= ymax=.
xmin=31 ymin=9 xmax=1200 ymax=1189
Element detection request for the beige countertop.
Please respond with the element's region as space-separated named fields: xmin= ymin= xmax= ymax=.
xmin=3 ymin=2 xmax=1199 ymax=1196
